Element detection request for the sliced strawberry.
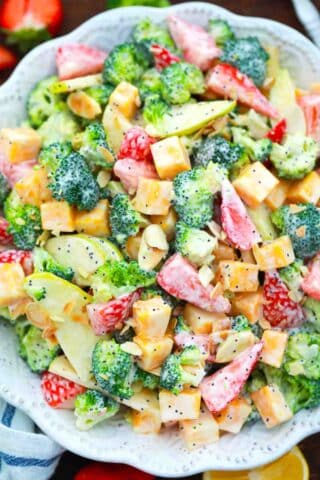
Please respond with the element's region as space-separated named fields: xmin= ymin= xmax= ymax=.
xmin=41 ymin=371 xmax=86 ymax=409
xmin=87 ymin=290 xmax=141 ymax=335
xmin=0 ymin=154 xmax=36 ymax=187
xmin=0 ymin=217 xmax=13 ymax=245
xmin=301 ymin=254 xmax=320 ymax=301
xmin=263 ymin=270 xmax=305 ymax=329
xmin=0 ymin=45 xmax=18 ymax=70
xmin=221 ymin=180 xmax=261 ymax=250
xmin=56 ymin=44 xmax=108 ymax=80
xmin=298 ymin=94 xmax=320 ymax=141
xmin=113 ymin=158 xmax=158 ymax=194
xmin=167 ymin=15 xmax=221 ymax=71
xmin=265 ymin=118 xmax=287 ymax=143
xmin=207 ymin=63 xmax=279 ymax=119
xmin=157 ymin=253 xmax=230 ymax=313
xmin=75 ymin=462 xmax=155 ymax=480
xmin=200 ymin=342 xmax=263 ymax=414
xmin=0 ymin=249 xmax=33 ymax=274
xmin=150 ymin=44 xmax=181 ymax=71
xmin=118 ymin=127 xmax=156 ymax=162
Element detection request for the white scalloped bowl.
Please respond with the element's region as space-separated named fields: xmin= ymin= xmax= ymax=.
xmin=1 ymin=3 xmax=320 ymax=477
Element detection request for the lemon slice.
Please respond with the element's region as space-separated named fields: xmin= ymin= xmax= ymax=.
xmin=203 ymin=447 xmax=309 ymax=480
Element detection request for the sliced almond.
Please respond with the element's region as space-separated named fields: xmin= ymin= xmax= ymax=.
xmin=97 ymin=170 xmax=111 ymax=188
xmin=143 ymin=224 xmax=168 ymax=251
xmin=121 ymin=341 xmax=143 ymax=356
xmin=138 ymin=235 xmax=166 ymax=271
xmin=67 ymin=91 xmax=102 ymax=119
xmin=198 ymin=264 xmax=214 ymax=288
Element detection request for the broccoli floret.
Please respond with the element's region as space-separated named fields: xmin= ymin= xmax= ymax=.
xmin=15 ymin=320 xmax=31 ymax=360
xmin=279 ymin=260 xmax=305 ymax=302
xmin=220 ymin=37 xmax=269 ymax=86
xmin=304 ymin=297 xmax=320 ymax=333
xmin=84 ymin=84 xmax=114 ymax=107
xmin=173 ymin=162 xmax=226 ymax=228
xmin=174 ymin=221 xmax=217 ymax=266
xmin=270 ymin=134 xmax=318 ymax=180
xmin=284 ymin=332 xmax=320 ymax=379
xmin=19 ymin=325 xmax=60 ymax=373
xmin=33 ymin=247 xmax=74 ymax=282
xmin=49 ymin=152 xmax=100 ymax=211
xmin=271 ymin=203 xmax=320 ymax=259
xmin=142 ymin=94 xmax=170 ymax=125
xmin=0 ymin=172 xmax=10 ymax=207
xmin=160 ymin=62 xmax=205 ymax=105
xmin=38 ymin=141 xmax=73 ymax=177
xmin=92 ymin=339 xmax=135 ymax=399
xmin=103 ymin=42 xmax=151 ymax=86
xmin=110 ymin=193 xmax=147 ymax=245
xmin=138 ymin=68 xmax=162 ymax=101
xmin=231 ymin=315 xmax=251 ymax=332
xmin=91 ymin=259 xmax=156 ymax=302
xmin=247 ymin=368 xmax=267 ymax=393
xmin=4 ymin=191 xmax=42 ymax=250
xmin=133 ymin=366 xmax=159 ymax=390
xmin=174 ymin=315 xmax=191 ymax=334
xmin=79 ymin=122 xmax=115 ymax=170
xmin=192 ymin=134 xmax=249 ymax=177
xmin=141 ymin=284 xmax=177 ymax=308
xmin=27 ymin=76 xmax=65 ymax=128
xmin=38 ymin=110 xmax=80 ymax=147
xmin=160 ymin=346 xmax=203 ymax=395
xmin=232 ymin=127 xmax=272 ymax=162
xmin=74 ymin=389 xmax=120 ymax=431
xmin=132 ymin=17 xmax=175 ymax=50
xmin=230 ymin=109 xmax=270 ymax=139
xmin=208 ymin=19 xmax=234 ymax=47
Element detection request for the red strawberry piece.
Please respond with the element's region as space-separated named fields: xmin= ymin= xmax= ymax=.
xmin=167 ymin=15 xmax=221 ymax=71
xmin=265 ymin=118 xmax=287 ymax=143
xmin=87 ymin=290 xmax=141 ymax=336
xmin=157 ymin=253 xmax=230 ymax=313
xmin=113 ymin=158 xmax=158 ymax=194
xmin=301 ymin=254 xmax=320 ymax=301
xmin=0 ymin=217 xmax=13 ymax=245
xmin=298 ymin=94 xmax=320 ymax=141
xmin=200 ymin=342 xmax=263 ymax=414
xmin=221 ymin=180 xmax=261 ymax=250
xmin=263 ymin=270 xmax=305 ymax=329
xmin=118 ymin=126 xmax=156 ymax=163
xmin=75 ymin=462 xmax=155 ymax=480
xmin=150 ymin=44 xmax=181 ymax=71
xmin=56 ymin=44 xmax=108 ymax=80
xmin=0 ymin=249 xmax=33 ymax=274
xmin=207 ymin=63 xmax=279 ymax=119
xmin=41 ymin=371 xmax=86 ymax=409
xmin=0 ymin=154 xmax=36 ymax=187
xmin=0 ymin=0 xmax=63 ymax=53
xmin=0 ymin=45 xmax=18 ymax=71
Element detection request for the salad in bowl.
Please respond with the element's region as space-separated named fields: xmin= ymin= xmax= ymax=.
xmin=1 ymin=10 xmax=320 ymax=452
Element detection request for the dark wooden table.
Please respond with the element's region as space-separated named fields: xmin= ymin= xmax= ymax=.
xmin=1 ymin=0 xmax=320 ymax=477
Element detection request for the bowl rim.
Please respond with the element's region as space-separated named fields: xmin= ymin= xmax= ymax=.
xmin=1 ymin=2 xmax=320 ymax=476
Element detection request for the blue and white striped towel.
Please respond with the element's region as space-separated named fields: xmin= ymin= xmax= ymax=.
xmin=0 ymin=399 xmax=64 ymax=480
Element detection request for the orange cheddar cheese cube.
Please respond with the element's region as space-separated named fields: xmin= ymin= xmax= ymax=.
xmin=151 ymin=136 xmax=191 ymax=180
xmin=41 ymin=201 xmax=76 ymax=233
xmin=67 ymin=91 xmax=101 ymax=119
xmin=251 ymin=385 xmax=293 ymax=428
xmin=287 ymin=171 xmax=320 ymax=204
xmin=134 ymin=334 xmax=173 ymax=371
xmin=0 ymin=263 xmax=26 ymax=307
xmin=260 ymin=330 xmax=288 ymax=368
xmin=180 ymin=405 xmax=219 ymax=449
xmin=130 ymin=408 xmax=161 ymax=434
xmin=231 ymin=289 xmax=263 ymax=324
xmin=133 ymin=178 xmax=173 ymax=216
xmin=15 ymin=167 xmax=52 ymax=207
xmin=125 ymin=233 xmax=142 ymax=260
xmin=108 ymin=81 xmax=140 ymax=119
xmin=159 ymin=388 xmax=201 ymax=422
xmin=214 ymin=242 xmax=237 ymax=261
xmin=75 ymin=199 xmax=110 ymax=236
xmin=183 ymin=303 xmax=226 ymax=334
xmin=0 ymin=127 xmax=42 ymax=164
xmin=265 ymin=180 xmax=290 ymax=210
xmin=233 ymin=162 xmax=279 ymax=207
xmin=151 ymin=208 xmax=177 ymax=241
xmin=215 ymin=397 xmax=252 ymax=434
xmin=253 ymin=235 xmax=295 ymax=271
xmin=133 ymin=296 xmax=172 ymax=338
xmin=216 ymin=261 xmax=259 ymax=292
